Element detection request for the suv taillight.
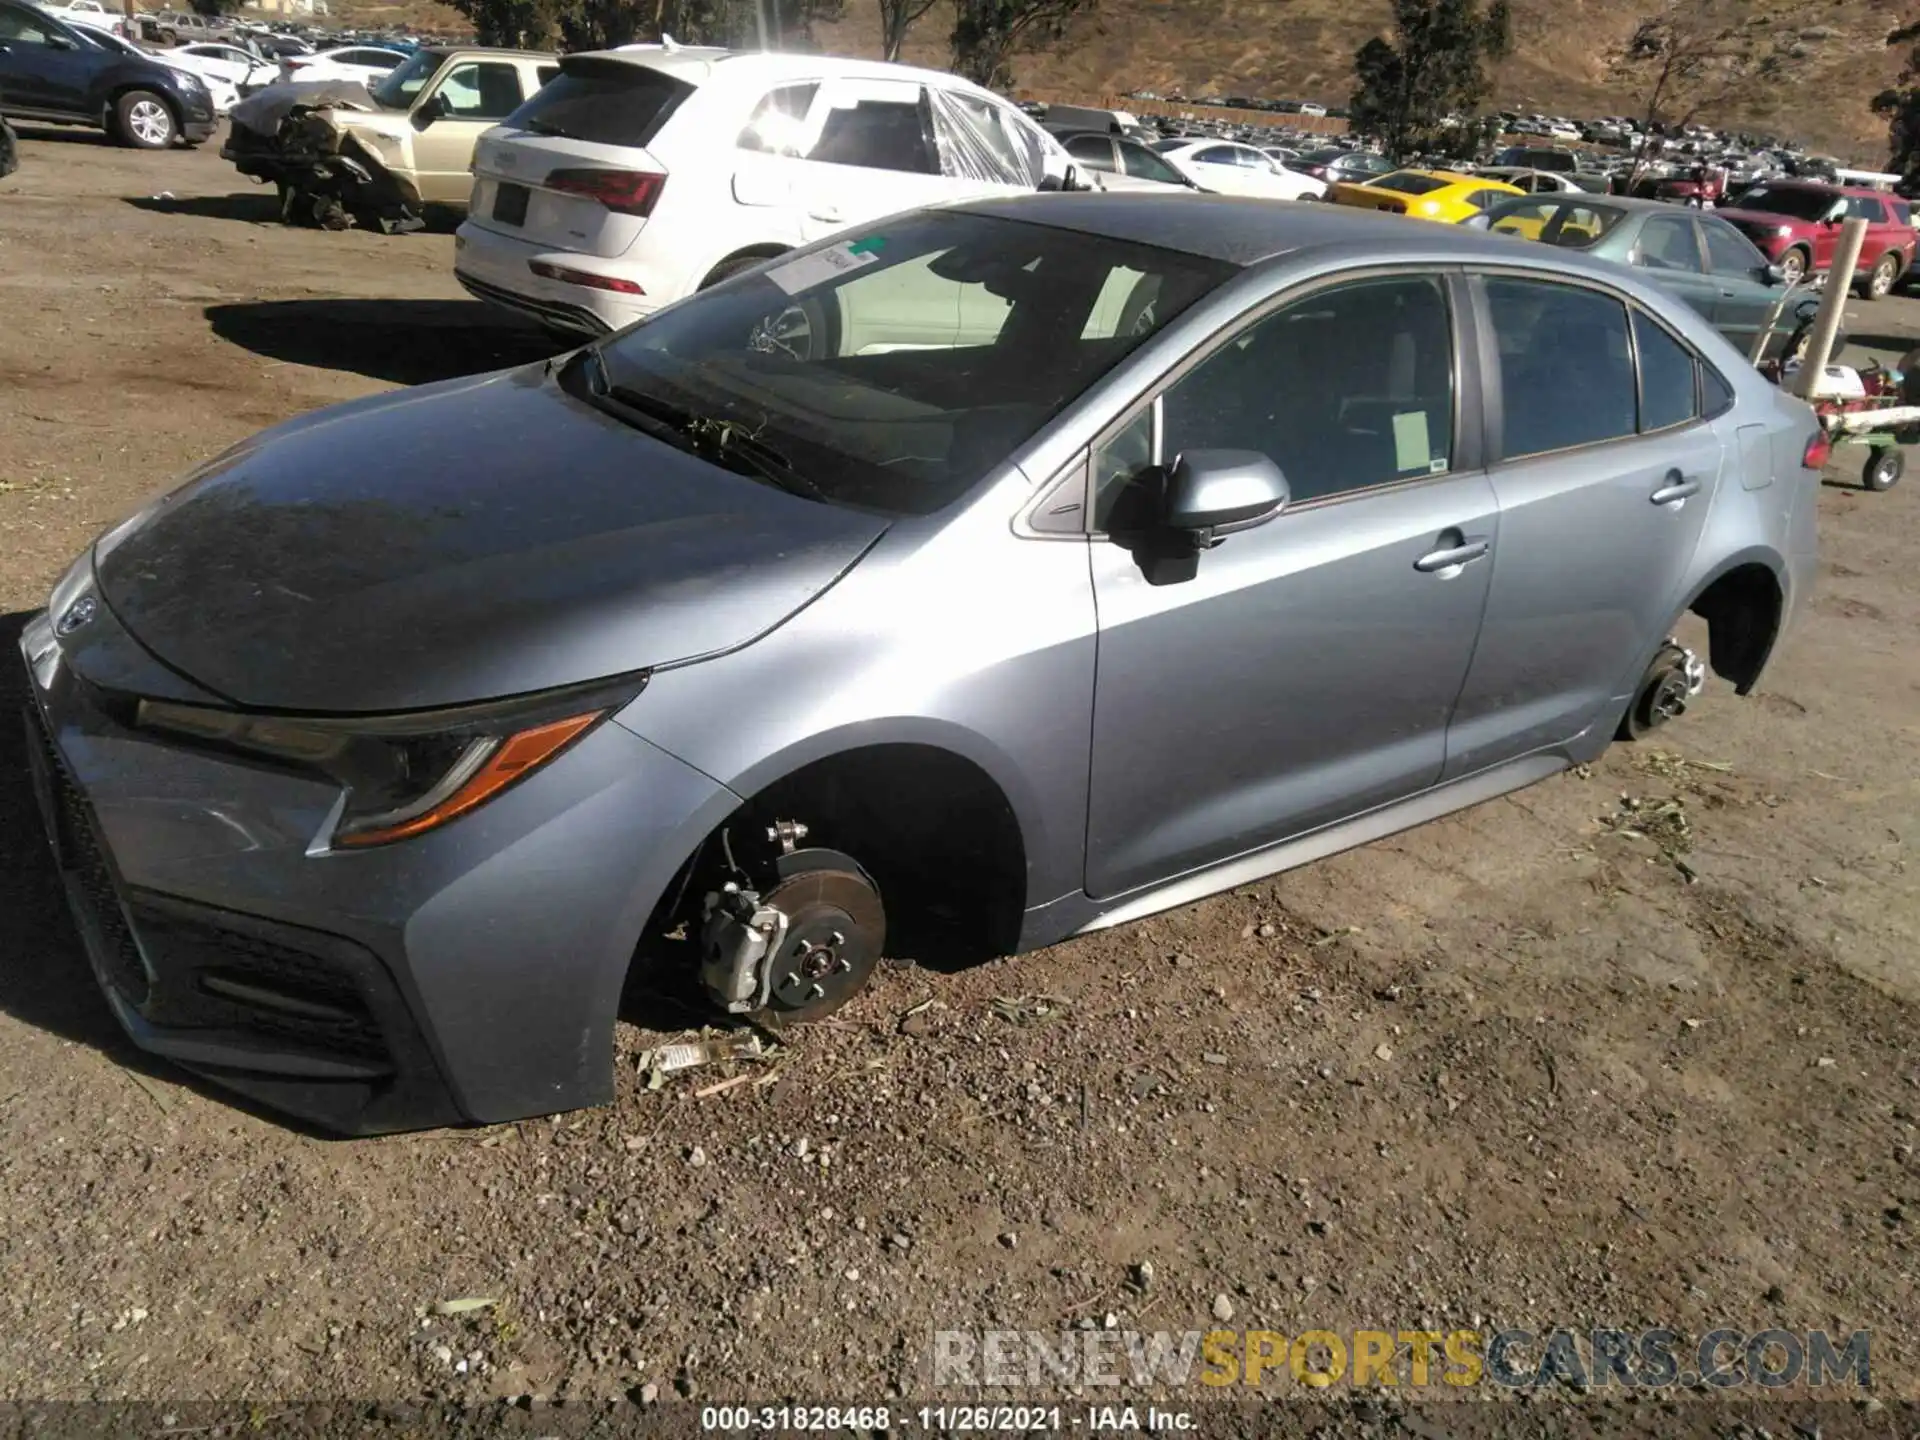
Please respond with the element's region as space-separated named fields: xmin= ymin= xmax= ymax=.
xmin=544 ymin=168 xmax=666 ymax=217
xmin=1802 ymin=429 xmax=1832 ymax=471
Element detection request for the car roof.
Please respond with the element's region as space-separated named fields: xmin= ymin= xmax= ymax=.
xmin=582 ymin=44 xmax=995 ymax=93
xmin=950 ymin=191 xmax=1660 ymax=270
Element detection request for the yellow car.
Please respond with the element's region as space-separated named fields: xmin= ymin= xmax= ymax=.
xmin=1327 ymin=169 xmax=1525 ymax=223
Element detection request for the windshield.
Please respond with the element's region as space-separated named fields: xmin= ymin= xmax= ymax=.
xmin=368 ymin=48 xmax=440 ymax=109
xmin=1728 ymin=184 xmax=1835 ymax=220
xmin=1370 ymin=171 xmax=1449 ymax=196
xmin=1487 ymin=199 xmax=1624 ymax=246
xmin=581 ymin=211 xmax=1235 ymax=518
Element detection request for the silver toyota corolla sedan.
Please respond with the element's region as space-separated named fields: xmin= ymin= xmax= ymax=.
xmin=20 ymin=195 xmax=1823 ymax=1133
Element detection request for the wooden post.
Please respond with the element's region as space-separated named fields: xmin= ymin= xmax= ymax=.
xmin=1792 ymin=216 xmax=1869 ymax=400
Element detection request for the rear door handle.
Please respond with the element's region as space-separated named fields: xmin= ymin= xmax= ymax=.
xmin=810 ymin=206 xmax=844 ymax=224
xmin=1414 ymin=537 xmax=1490 ymax=575
xmin=1651 ymin=474 xmax=1701 ymax=506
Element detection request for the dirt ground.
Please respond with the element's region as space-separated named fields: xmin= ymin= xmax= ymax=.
xmin=2 ymin=127 xmax=1918 ymax=1428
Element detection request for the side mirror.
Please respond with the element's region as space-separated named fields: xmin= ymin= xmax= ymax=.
xmin=413 ymin=92 xmax=448 ymax=126
xmin=1163 ymin=449 xmax=1289 ymax=543
xmin=1461 ymin=212 xmax=1493 ymax=230
xmin=46 ymin=29 xmax=76 ymax=48
xmin=1763 ymin=261 xmax=1788 ymax=286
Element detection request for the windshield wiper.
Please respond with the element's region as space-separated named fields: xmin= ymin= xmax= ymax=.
xmin=584 ymin=359 xmax=828 ymax=504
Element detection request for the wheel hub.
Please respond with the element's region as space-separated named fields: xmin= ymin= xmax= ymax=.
xmin=769 ymin=913 xmax=859 ymax=1010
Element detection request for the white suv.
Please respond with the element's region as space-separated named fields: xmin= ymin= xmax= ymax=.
xmin=454 ymin=45 xmax=1084 ymax=336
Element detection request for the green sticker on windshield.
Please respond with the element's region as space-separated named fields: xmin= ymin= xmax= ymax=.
xmin=848 ymin=236 xmax=887 ymax=256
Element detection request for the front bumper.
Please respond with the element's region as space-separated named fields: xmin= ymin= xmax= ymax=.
xmin=18 ymin=607 xmax=734 ymax=1134
xmin=453 ymin=222 xmax=654 ymax=336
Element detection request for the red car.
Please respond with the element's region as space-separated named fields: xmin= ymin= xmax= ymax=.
xmin=1715 ymin=180 xmax=1913 ymax=297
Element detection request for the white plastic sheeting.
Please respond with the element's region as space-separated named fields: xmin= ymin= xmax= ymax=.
xmin=928 ymin=87 xmax=1049 ymax=188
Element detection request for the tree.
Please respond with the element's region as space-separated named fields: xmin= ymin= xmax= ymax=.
xmin=1608 ymin=0 xmax=1810 ymax=183
xmin=949 ymin=0 xmax=1098 ymax=90
xmin=1348 ymin=0 xmax=1512 ymax=161
xmin=1872 ymin=20 xmax=1920 ymax=186
xmin=450 ymin=0 xmax=842 ymax=51
xmin=877 ymin=0 xmax=941 ymax=61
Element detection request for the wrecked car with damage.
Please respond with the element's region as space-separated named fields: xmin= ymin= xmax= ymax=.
xmin=222 ymin=46 xmax=555 ymax=232
xmin=22 ymin=199 xmax=1819 ymax=1135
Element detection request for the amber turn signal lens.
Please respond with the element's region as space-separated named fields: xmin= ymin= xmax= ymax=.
xmin=334 ymin=711 xmax=602 ymax=849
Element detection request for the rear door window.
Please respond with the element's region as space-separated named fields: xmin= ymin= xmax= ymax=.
xmin=0 ymin=5 xmax=56 ymax=43
xmin=930 ymin=88 xmax=1045 ymax=185
xmin=1065 ymin=134 xmax=1117 ymax=171
xmin=504 ymin=59 xmax=694 ymax=147
xmin=738 ymin=82 xmax=819 ymax=154
xmin=1845 ymin=195 xmax=1888 ymax=223
xmin=805 ymin=79 xmax=938 ymax=174
xmin=1632 ymin=310 xmax=1700 ymax=432
xmin=1635 ymin=216 xmax=1704 ymax=273
xmin=1483 ymin=277 xmax=1637 ymax=458
xmin=434 ymin=62 xmax=526 ymax=120
xmin=1120 ymin=142 xmax=1184 ymax=185
xmin=1701 ymin=217 xmax=1765 ymax=278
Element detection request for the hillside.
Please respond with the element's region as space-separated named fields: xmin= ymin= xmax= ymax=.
xmin=331 ymin=0 xmax=1911 ymax=162
xmin=814 ymin=0 xmax=1910 ymax=162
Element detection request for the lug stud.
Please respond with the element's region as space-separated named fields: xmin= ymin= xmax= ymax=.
xmin=807 ymin=984 xmax=826 ymax=1000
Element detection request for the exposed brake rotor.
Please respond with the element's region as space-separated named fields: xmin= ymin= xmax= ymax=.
xmin=758 ymin=865 xmax=885 ymax=1021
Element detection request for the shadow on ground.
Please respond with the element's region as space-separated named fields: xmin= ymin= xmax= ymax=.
xmin=125 ymin=190 xmax=282 ymax=224
xmin=206 ymin=298 xmax=566 ymax=386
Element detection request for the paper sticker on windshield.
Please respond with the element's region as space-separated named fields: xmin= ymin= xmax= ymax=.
xmin=765 ymin=238 xmax=886 ymax=295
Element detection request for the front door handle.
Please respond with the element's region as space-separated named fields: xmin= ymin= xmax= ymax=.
xmin=1651 ymin=473 xmax=1701 ymax=506
xmin=810 ymin=205 xmax=844 ymax=224
xmin=1414 ymin=536 xmax=1490 ymax=575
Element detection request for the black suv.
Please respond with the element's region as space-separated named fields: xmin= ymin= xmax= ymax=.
xmin=0 ymin=0 xmax=215 ymax=148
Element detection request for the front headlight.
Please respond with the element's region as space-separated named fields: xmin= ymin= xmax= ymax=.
xmin=136 ymin=672 xmax=648 ymax=849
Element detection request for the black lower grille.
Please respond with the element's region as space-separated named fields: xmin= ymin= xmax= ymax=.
xmin=25 ymin=702 xmax=150 ymax=1004
xmin=133 ymin=905 xmax=389 ymax=1062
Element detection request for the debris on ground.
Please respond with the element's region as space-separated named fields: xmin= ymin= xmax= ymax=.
xmin=989 ymin=994 xmax=1072 ymax=1027
xmin=635 ymin=1034 xmax=766 ymax=1088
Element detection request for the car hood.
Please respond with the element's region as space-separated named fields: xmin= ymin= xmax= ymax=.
xmin=92 ymin=365 xmax=890 ymax=714
xmin=1714 ymin=206 xmax=1801 ymax=232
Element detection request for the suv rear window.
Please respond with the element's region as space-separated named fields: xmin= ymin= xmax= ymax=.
xmin=504 ymin=58 xmax=693 ymax=147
